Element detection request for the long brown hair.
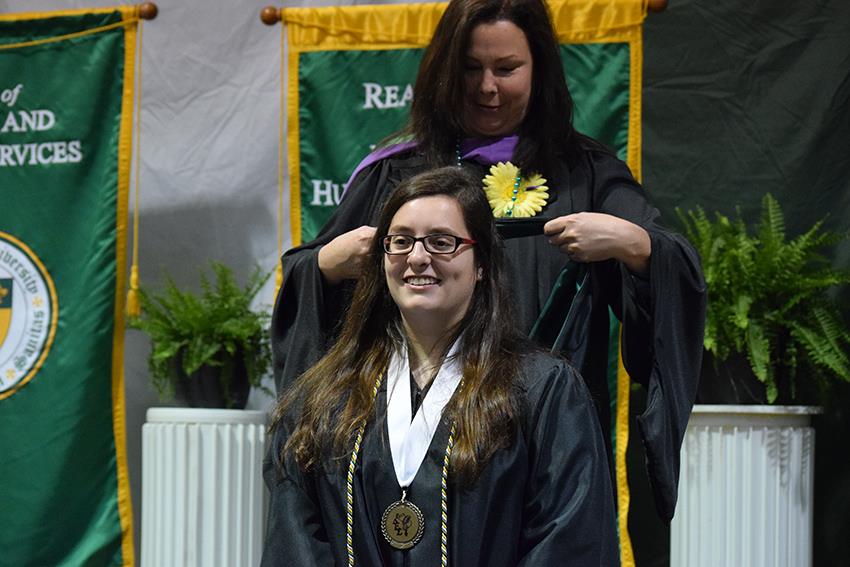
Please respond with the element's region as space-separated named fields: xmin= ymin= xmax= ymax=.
xmin=406 ymin=0 xmax=591 ymax=174
xmin=271 ymin=167 xmax=527 ymax=482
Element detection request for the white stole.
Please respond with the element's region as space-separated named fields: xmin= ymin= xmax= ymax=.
xmin=386 ymin=340 xmax=462 ymax=488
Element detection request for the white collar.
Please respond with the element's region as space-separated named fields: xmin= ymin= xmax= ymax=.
xmin=386 ymin=338 xmax=463 ymax=488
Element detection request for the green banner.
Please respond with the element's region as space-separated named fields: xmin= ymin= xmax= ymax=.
xmin=297 ymin=42 xmax=631 ymax=243
xmin=0 ymin=9 xmax=134 ymax=567
xmin=298 ymin=48 xmax=424 ymax=239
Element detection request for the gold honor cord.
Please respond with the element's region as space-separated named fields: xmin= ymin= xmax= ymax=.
xmin=345 ymin=372 xmax=457 ymax=566
xmin=345 ymin=373 xmax=383 ymax=567
xmin=439 ymin=421 xmax=457 ymax=567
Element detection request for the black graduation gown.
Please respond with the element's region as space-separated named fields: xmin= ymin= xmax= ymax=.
xmin=270 ymin=145 xmax=706 ymax=521
xmin=261 ymin=352 xmax=619 ymax=566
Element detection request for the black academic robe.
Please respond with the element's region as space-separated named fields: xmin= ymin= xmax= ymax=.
xmin=261 ymin=352 xmax=619 ymax=566
xmin=271 ymin=145 xmax=706 ymax=521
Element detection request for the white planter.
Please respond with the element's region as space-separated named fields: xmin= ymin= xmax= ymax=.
xmin=671 ymin=404 xmax=821 ymax=567
xmin=141 ymin=408 xmax=268 ymax=567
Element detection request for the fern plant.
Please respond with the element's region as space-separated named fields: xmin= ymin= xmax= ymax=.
xmin=128 ymin=261 xmax=273 ymax=405
xmin=677 ymin=194 xmax=850 ymax=403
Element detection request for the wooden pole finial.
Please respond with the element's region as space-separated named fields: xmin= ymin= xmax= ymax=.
xmin=260 ymin=6 xmax=281 ymax=25
xmin=139 ymin=2 xmax=158 ymax=20
xmin=647 ymin=0 xmax=668 ymax=12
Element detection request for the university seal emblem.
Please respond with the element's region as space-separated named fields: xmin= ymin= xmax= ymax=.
xmin=0 ymin=232 xmax=58 ymax=400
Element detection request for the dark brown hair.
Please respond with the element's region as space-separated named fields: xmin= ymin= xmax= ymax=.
xmin=406 ymin=0 xmax=589 ymax=174
xmin=271 ymin=166 xmax=526 ymax=482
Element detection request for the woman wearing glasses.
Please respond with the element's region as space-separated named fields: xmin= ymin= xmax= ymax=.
xmin=272 ymin=0 xmax=706 ymax=522
xmin=262 ymin=167 xmax=618 ymax=566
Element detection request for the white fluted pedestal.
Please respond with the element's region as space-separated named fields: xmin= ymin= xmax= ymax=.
xmin=671 ymin=404 xmax=820 ymax=567
xmin=141 ymin=408 xmax=268 ymax=567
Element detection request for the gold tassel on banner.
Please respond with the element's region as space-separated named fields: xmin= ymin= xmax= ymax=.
xmin=126 ymin=265 xmax=141 ymax=317
xmin=264 ymin=5 xmax=285 ymax=300
xmin=126 ymin=5 xmax=156 ymax=317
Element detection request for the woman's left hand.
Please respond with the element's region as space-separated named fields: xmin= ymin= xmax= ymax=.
xmin=543 ymin=212 xmax=651 ymax=274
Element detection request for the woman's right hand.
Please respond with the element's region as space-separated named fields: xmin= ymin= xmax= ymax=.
xmin=317 ymin=225 xmax=377 ymax=285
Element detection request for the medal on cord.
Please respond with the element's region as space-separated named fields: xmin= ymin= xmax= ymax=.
xmin=381 ymin=339 xmax=463 ymax=550
xmin=345 ymin=340 xmax=461 ymax=565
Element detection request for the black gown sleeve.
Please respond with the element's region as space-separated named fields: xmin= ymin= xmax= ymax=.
xmin=260 ymin=423 xmax=334 ymax=566
xmin=586 ymin=150 xmax=708 ymax=522
xmin=631 ymin=227 xmax=706 ymax=521
xmin=518 ymin=356 xmax=620 ymax=566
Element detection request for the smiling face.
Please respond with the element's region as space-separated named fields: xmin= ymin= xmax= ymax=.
xmin=384 ymin=195 xmax=479 ymax=335
xmin=462 ymin=20 xmax=534 ymax=138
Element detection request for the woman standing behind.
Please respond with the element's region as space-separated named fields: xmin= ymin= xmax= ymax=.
xmin=263 ymin=168 xmax=618 ymax=566
xmin=272 ymin=0 xmax=706 ymax=521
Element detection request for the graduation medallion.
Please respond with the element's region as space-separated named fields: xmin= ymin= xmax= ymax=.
xmin=381 ymin=490 xmax=424 ymax=550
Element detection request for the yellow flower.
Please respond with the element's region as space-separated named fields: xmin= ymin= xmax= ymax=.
xmin=482 ymin=162 xmax=549 ymax=218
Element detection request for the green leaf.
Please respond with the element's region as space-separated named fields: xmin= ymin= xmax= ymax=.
xmin=746 ymin=323 xmax=770 ymax=384
xmin=733 ymin=295 xmax=752 ymax=330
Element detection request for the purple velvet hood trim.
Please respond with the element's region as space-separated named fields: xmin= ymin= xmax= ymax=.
xmin=342 ymin=136 xmax=519 ymax=196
